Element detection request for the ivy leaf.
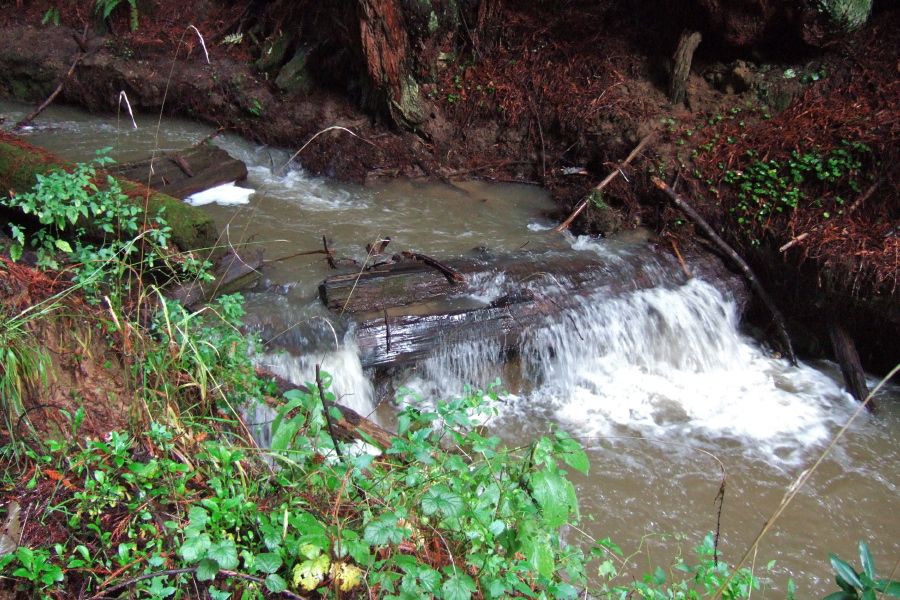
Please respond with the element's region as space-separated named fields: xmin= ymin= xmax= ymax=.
xmin=441 ymin=570 xmax=477 ymax=600
xmin=179 ymin=532 xmax=211 ymax=562
xmin=875 ymin=580 xmax=900 ymax=597
xmin=526 ymin=532 xmax=555 ymax=579
xmin=188 ymin=506 xmax=209 ymax=528
xmin=421 ymin=485 xmax=465 ymax=518
xmin=208 ymin=539 xmax=239 ymax=570
xmin=195 ymin=558 xmax=220 ymax=581
xmin=417 ymin=567 xmax=441 ymax=593
xmin=553 ymin=430 xmax=590 ymax=475
xmin=859 ymin=542 xmax=876 ymax=581
xmin=265 ymin=573 xmax=287 ymax=593
xmin=254 ymin=552 xmax=282 ymax=574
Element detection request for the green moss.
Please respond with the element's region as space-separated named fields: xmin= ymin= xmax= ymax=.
xmin=0 ymin=136 xmax=218 ymax=252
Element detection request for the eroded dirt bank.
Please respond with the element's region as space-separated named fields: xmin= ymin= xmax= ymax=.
xmin=1 ymin=0 xmax=898 ymax=373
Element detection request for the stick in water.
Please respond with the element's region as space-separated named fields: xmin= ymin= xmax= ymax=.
xmin=652 ymin=176 xmax=797 ymax=366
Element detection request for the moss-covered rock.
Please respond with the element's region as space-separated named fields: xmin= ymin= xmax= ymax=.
xmin=0 ymin=131 xmax=218 ymax=252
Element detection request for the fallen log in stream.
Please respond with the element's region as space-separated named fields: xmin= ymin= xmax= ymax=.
xmin=320 ymin=245 xmax=750 ymax=370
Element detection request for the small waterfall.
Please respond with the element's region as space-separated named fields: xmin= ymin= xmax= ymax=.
xmin=407 ymin=265 xmax=856 ymax=463
xmin=255 ymin=338 xmax=374 ymax=416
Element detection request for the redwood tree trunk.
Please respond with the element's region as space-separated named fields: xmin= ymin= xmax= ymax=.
xmin=357 ymin=0 xmax=412 ymax=124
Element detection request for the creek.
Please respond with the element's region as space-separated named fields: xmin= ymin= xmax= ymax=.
xmin=2 ymin=100 xmax=898 ymax=597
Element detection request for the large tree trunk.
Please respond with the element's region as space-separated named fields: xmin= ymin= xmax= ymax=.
xmin=357 ymin=0 xmax=424 ymax=127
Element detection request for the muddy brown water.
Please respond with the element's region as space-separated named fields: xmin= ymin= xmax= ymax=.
xmin=3 ymin=101 xmax=898 ymax=597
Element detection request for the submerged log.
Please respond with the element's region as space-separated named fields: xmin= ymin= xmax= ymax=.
xmin=320 ymin=245 xmax=749 ymax=369
xmin=0 ymin=131 xmax=217 ymax=252
xmin=112 ymin=140 xmax=248 ymax=200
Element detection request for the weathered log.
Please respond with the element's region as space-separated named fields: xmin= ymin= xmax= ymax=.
xmin=320 ymin=246 xmax=749 ymax=369
xmin=112 ymin=140 xmax=248 ymax=200
xmin=0 ymin=131 xmax=217 ymax=252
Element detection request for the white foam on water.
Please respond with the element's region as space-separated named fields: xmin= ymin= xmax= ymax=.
xmin=245 ymin=164 xmax=371 ymax=211
xmin=409 ymin=273 xmax=857 ymax=464
xmin=462 ymin=271 xmax=509 ymax=304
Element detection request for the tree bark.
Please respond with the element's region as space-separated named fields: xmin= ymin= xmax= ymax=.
xmin=357 ymin=0 xmax=424 ymax=126
xmin=828 ymin=322 xmax=872 ymax=409
xmin=670 ymin=30 xmax=702 ymax=106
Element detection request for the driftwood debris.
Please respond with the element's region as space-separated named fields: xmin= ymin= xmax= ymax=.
xmin=653 ymin=176 xmax=798 ymax=365
xmin=401 ymin=251 xmax=465 ymax=283
xmin=554 ymin=132 xmax=653 ymax=232
xmin=13 ymin=51 xmax=84 ymax=131
xmin=0 ymin=131 xmax=217 ymax=251
xmin=323 ymin=236 xmax=337 ymax=269
xmin=112 ymin=140 xmax=248 ymax=200
xmin=828 ymin=322 xmax=873 ymax=409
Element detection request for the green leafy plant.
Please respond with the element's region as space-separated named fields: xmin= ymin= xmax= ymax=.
xmin=41 ymin=7 xmax=60 ymax=26
xmin=95 ymin=0 xmax=139 ymax=31
xmin=1 ymin=149 xmax=207 ymax=296
xmin=823 ymin=541 xmax=900 ymax=600
xmin=722 ymin=141 xmax=870 ymax=229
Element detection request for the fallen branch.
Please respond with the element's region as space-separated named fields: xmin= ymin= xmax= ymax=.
xmin=317 ymin=364 xmax=347 ymax=465
xmin=267 ymin=248 xmax=335 ymax=264
xmin=12 ymin=52 xmax=84 ymax=131
xmin=653 ymin=176 xmax=798 ymax=366
xmin=554 ymin=132 xmax=654 ymax=232
xmin=261 ymin=370 xmax=396 ymax=450
xmin=401 ymin=251 xmax=465 ymax=283
xmin=323 ymin=236 xmax=337 ymax=269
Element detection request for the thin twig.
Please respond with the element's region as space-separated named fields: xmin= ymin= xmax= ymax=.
xmin=554 ymin=132 xmax=654 ymax=232
xmin=653 ymin=176 xmax=798 ymax=366
xmin=12 ymin=52 xmax=84 ymax=130
xmin=188 ymin=25 xmax=210 ymax=64
xmin=712 ymin=363 xmax=900 ymax=600
xmin=316 ymin=364 xmax=347 ymax=466
xmin=780 ymin=176 xmax=885 ymax=252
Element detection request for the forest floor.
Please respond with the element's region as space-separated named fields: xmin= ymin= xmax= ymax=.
xmin=0 ymin=0 xmax=898 ymax=371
